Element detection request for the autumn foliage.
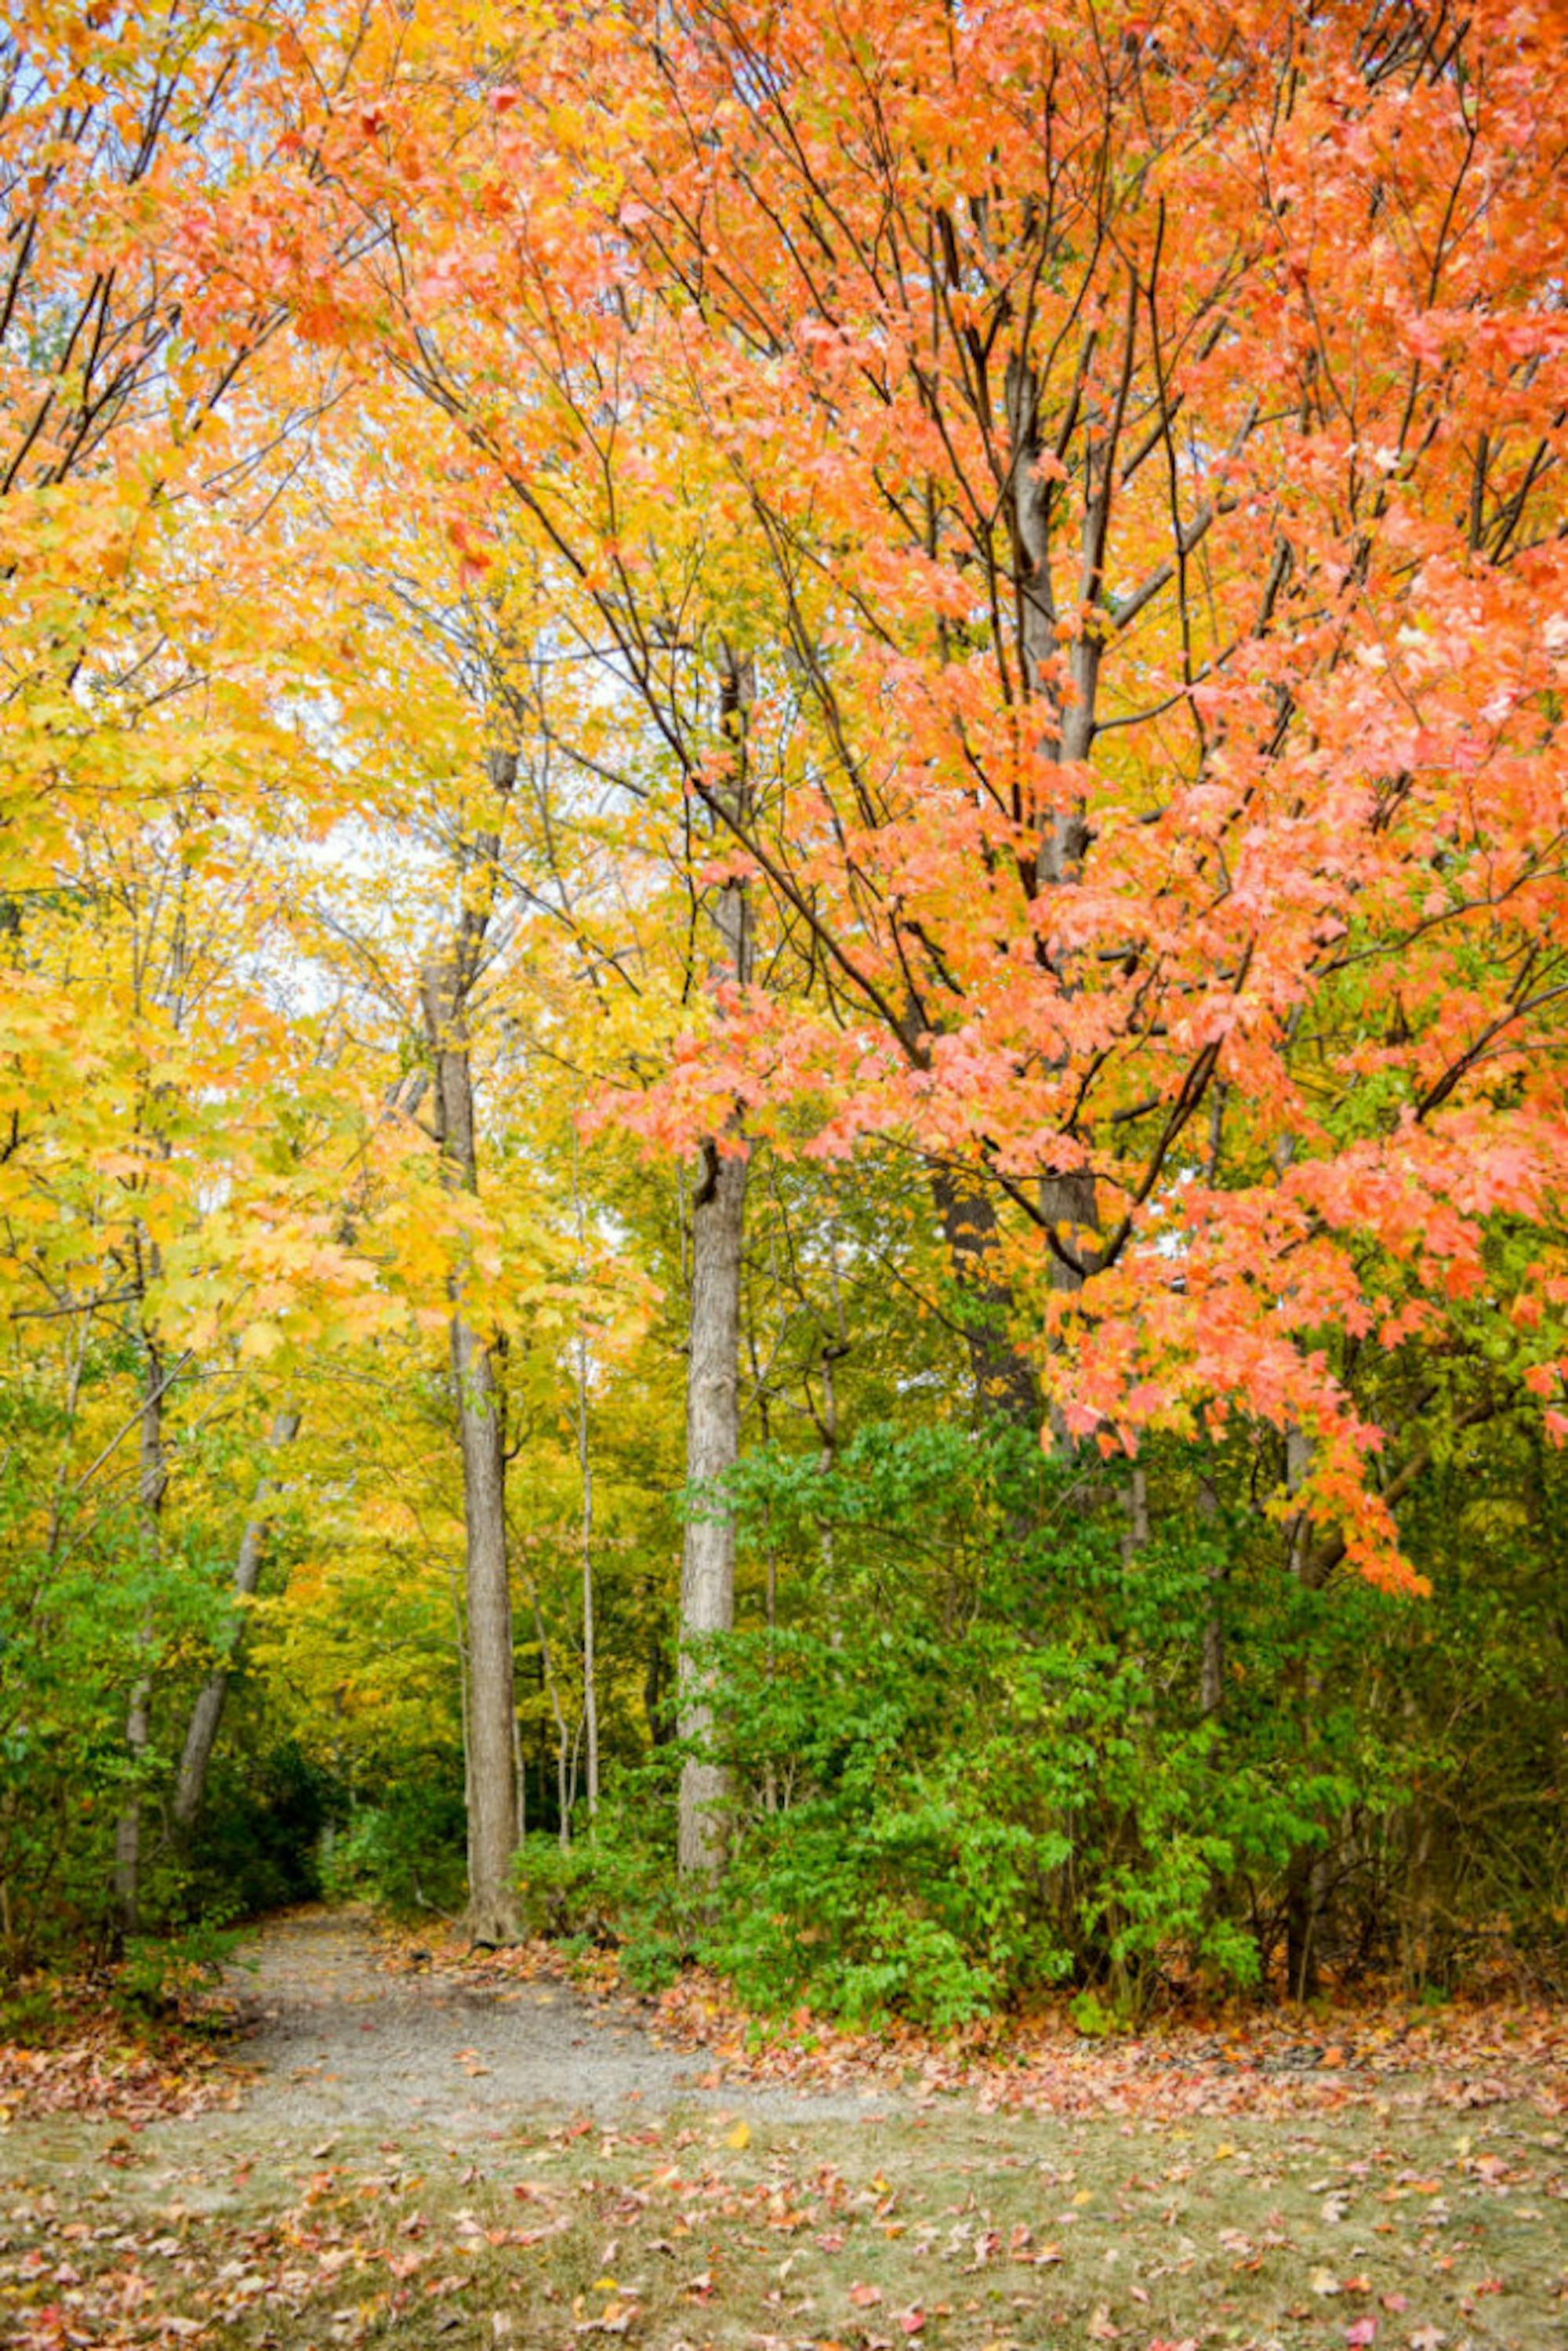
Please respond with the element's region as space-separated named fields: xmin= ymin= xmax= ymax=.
xmin=1 ymin=2 xmax=1565 ymax=2012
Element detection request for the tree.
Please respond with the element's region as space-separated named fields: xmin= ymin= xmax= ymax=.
xmin=677 ymin=647 xmax=755 ymax=1874
xmin=172 ymin=1410 xmax=302 ymax=1833
xmin=534 ymin=0 xmax=1568 ymax=1579
xmin=419 ymin=726 xmax=524 ymax=1941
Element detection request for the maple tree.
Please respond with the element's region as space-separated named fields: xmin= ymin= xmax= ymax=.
xmin=212 ymin=0 xmax=1568 ymax=1575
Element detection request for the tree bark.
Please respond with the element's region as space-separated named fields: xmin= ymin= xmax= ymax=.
xmin=421 ymin=740 xmax=522 ymax=1943
xmin=1005 ymin=341 xmax=1116 ymax=1426
xmin=577 ymin=1341 xmax=600 ymax=1823
xmin=450 ymin=1306 xmax=518 ymax=1935
xmin=172 ymin=1409 xmax=300 ymax=1830
xmin=679 ymin=1134 xmax=749 ymax=1874
xmin=114 ymin=1339 xmax=166 ymax=1934
xmin=572 ymin=1124 xmax=599 ymax=1823
xmin=678 ymin=646 xmax=753 ymax=1878
xmin=525 ymin=1577 xmax=572 ymax=1849
xmin=1282 ymin=1421 xmax=1330 ymax=1998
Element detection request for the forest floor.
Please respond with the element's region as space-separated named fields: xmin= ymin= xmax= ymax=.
xmin=2 ymin=1909 xmax=1565 ymax=2351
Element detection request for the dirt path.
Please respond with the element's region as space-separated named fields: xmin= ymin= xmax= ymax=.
xmin=227 ymin=1910 xmax=891 ymax=2138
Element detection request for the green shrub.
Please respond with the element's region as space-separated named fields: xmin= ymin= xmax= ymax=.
xmin=114 ymin=1919 xmax=246 ymax=2020
xmin=514 ymin=1767 xmax=693 ymax=1992
xmin=689 ymin=1424 xmax=1411 ymax=2023
xmin=319 ymin=1774 xmax=467 ymax=1916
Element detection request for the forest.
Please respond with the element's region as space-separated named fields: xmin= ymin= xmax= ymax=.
xmin=2 ymin=0 xmax=1566 ymax=2046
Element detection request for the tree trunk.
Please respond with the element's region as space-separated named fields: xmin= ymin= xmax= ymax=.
xmin=1282 ymin=1421 xmax=1328 ymax=1999
xmin=420 ymin=738 xmax=523 ymax=1942
xmin=114 ymin=1340 xmax=166 ymax=1934
xmin=521 ymin=1578 xmax=572 ymax=1849
xmin=679 ymin=1134 xmax=749 ymax=1873
xmin=452 ymin=1308 xmax=519 ymax=1936
xmin=572 ymin=1125 xmax=599 ymax=1823
xmin=1004 ymin=343 xmax=1114 ymax=1431
xmin=172 ymin=1409 xmax=300 ymax=1830
xmin=577 ymin=1344 xmax=599 ymax=1824
xmin=678 ymin=644 xmax=753 ymax=1879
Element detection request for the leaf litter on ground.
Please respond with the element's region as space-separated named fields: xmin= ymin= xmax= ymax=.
xmin=389 ymin=1925 xmax=1568 ymax=2128
xmin=0 ymin=1983 xmax=244 ymax=2132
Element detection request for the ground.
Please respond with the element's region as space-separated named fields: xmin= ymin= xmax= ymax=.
xmin=2 ymin=1911 xmax=1564 ymax=2351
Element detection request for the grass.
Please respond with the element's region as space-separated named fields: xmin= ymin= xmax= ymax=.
xmin=2 ymin=2088 xmax=1564 ymax=2349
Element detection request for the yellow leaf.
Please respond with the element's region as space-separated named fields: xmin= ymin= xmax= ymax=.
xmin=724 ymin=2120 xmax=751 ymax=2151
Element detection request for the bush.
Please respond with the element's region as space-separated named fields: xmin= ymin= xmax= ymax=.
xmin=702 ymin=1620 xmax=1073 ymax=2026
xmin=684 ymin=1425 xmax=1420 ymax=2023
xmin=114 ymin=1920 xmax=246 ymax=2020
xmin=514 ymin=1766 xmax=694 ymax=1992
xmin=319 ymin=1772 xmax=468 ymax=1917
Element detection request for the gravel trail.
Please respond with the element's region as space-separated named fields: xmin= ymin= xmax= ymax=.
xmin=229 ymin=1910 xmax=892 ymax=2139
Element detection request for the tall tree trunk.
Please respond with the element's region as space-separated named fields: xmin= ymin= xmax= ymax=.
xmin=421 ymin=740 xmax=521 ymax=1943
xmin=1282 ymin=1422 xmax=1329 ymax=1999
xmin=572 ymin=1123 xmax=599 ymax=1823
xmin=882 ymin=336 xmax=1108 ymax=1450
xmin=450 ymin=1306 xmax=518 ymax=1936
xmin=678 ymin=645 xmax=753 ymax=1878
xmin=575 ymin=1328 xmax=599 ymax=1823
xmin=811 ymin=334 xmax=1112 ymax=1805
xmin=679 ymin=1134 xmax=749 ymax=1874
xmin=114 ymin=1339 xmax=166 ymax=1934
xmin=526 ymin=1580 xmax=572 ymax=1851
xmin=172 ymin=1409 xmax=300 ymax=1830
